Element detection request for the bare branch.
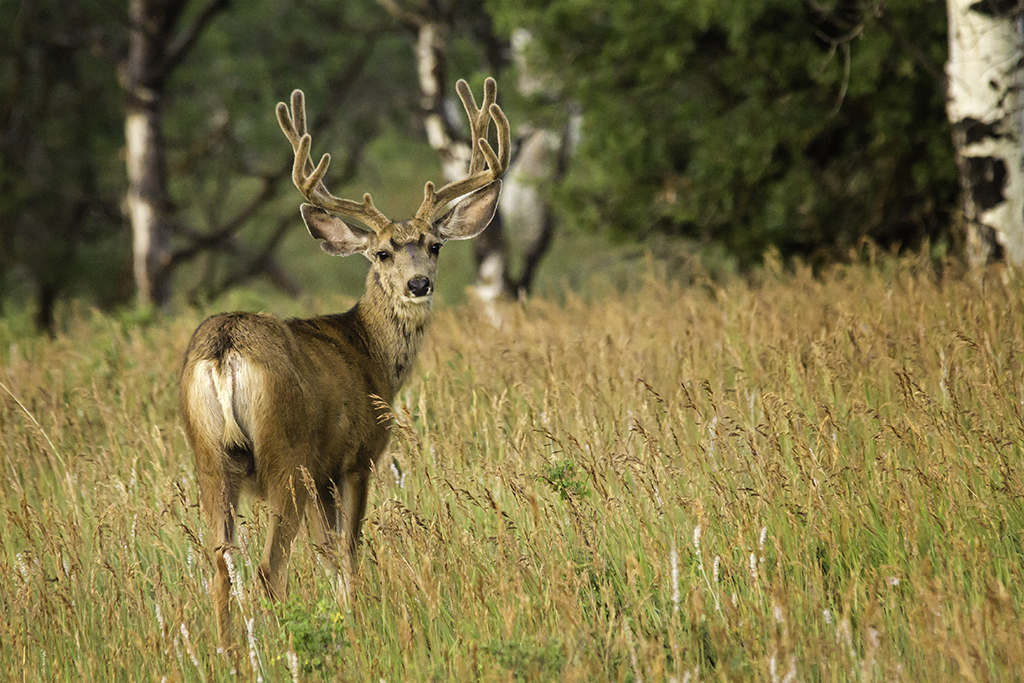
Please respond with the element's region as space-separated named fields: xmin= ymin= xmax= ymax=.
xmin=169 ymin=20 xmax=382 ymax=282
xmin=376 ymin=0 xmax=427 ymax=29
xmin=160 ymin=0 xmax=231 ymax=80
xmin=198 ymin=214 xmax=301 ymax=300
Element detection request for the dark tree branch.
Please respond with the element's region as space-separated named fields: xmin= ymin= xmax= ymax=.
xmin=167 ymin=24 xmax=381 ymax=293
xmin=159 ymin=0 xmax=231 ymax=81
xmin=167 ymin=174 xmax=283 ymax=268
xmin=376 ymin=0 xmax=426 ymax=30
xmin=873 ymin=11 xmax=946 ymax=86
xmin=202 ymin=214 xmax=300 ymax=299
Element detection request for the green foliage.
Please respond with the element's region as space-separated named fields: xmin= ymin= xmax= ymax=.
xmin=275 ymin=595 xmax=348 ymax=674
xmin=1 ymin=0 xmax=418 ymax=318
xmin=483 ymin=638 xmax=566 ymax=681
xmin=541 ymin=457 xmax=591 ymax=500
xmin=2 ymin=0 xmax=965 ymax=327
xmin=165 ymin=0 xmax=417 ymax=302
xmin=490 ymin=0 xmax=956 ymax=264
xmin=0 ymin=0 xmax=130 ymax=313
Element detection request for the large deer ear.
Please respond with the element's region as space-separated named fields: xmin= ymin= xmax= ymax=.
xmin=436 ymin=181 xmax=501 ymax=241
xmin=301 ymin=203 xmax=373 ymax=256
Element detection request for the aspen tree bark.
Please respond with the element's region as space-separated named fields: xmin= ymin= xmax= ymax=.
xmin=124 ymin=98 xmax=172 ymax=307
xmin=946 ymin=0 xmax=1024 ymax=267
xmin=495 ymin=127 xmax=561 ymax=299
xmin=414 ymin=21 xmax=472 ymax=183
xmin=492 ymin=28 xmax=571 ymax=301
xmin=122 ymin=0 xmax=176 ymax=308
xmin=121 ymin=0 xmax=228 ymax=307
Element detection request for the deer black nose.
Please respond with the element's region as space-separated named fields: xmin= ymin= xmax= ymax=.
xmin=408 ymin=276 xmax=432 ymax=298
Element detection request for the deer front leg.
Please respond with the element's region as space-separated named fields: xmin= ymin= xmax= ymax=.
xmin=341 ymin=469 xmax=370 ymax=574
xmin=308 ymin=480 xmax=343 ymax=569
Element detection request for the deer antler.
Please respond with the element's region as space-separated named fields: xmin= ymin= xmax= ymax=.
xmin=276 ymin=90 xmax=391 ymax=233
xmin=414 ymin=77 xmax=510 ymax=225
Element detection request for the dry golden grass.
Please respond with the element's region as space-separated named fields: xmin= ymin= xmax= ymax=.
xmin=3 ymin=254 xmax=1024 ymax=681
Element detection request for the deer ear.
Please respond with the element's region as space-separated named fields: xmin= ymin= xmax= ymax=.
xmin=436 ymin=181 xmax=501 ymax=241
xmin=300 ymin=203 xmax=373 ymax=256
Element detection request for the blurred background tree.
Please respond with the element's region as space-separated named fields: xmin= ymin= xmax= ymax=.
xmin=0 ymin=0 xmax=978 ymax=331
xmin=1 ymin=0 xmax=126 ymax=333
xmin=488 ymin=0 xmax=957 ymax=266
xmin=2 ymin=0 xmax=414 ymax=328
xmin=123 ymin=0 xmax=413 ymax=308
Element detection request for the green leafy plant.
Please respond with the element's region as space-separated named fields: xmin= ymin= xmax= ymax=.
xmin=276 ymin=595 xmax=348 ymax=674
xmin=542 ymin=458 xmax=590 ymax=501
xmin=484 ymin=638 xmax=565 ymax=682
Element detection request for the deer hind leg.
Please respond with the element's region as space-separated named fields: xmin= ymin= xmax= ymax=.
xmin=204 ymin=476 xmax=240 ymax=653
xmin=183 ymin=358 xmax=246 ymax=650
xmin=257 ymin=471 xmax=308 ymax=602
xmin=306 ymin=477 xmax=361 ymax=605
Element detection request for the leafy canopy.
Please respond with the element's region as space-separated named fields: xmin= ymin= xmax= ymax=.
xmin=490 ymin=0 xmax=955 ymax=264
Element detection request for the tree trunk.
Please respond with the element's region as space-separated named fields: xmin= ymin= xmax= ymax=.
xmin=946 ymin=0 xmax=1024 ymax=267
xmin=124 ymin=97 xmax=172 ymax=307
xmin=495 ymin=127 xmax=563 ymax=298
xmin=121 ymin=0 xmax=230 ymax=307
xmin=122 ymin=0 xmax=180 ymax=307
xmin=414 ymin=21 xmax=471 ymax=182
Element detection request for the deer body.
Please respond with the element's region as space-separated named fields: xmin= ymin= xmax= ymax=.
xmin=179 ymin=79 xmax=508 ymax=651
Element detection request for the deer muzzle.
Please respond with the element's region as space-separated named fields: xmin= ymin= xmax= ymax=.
xmin=407 ymin=276 xmax=432 ymax=299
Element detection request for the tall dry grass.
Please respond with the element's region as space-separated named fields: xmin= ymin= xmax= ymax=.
xmin=2 ymin=255 xmax=1024 ymax=681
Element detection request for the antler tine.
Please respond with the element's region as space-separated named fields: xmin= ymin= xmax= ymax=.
xmin=277 ymin=89 xmax=390 ymax=232
xmin=456 ymin=78 xmax=497 ymax=175
xmin=415 ymin=78 xmax=510 ymax=224
xmin=489 ymin=102 xmax=510 ymax=172
xmin=276 ymin=91 xmax=310 ymax=157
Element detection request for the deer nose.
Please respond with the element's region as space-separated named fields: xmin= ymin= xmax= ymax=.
xmin=407 ymin=276 xmax=432 ymax=298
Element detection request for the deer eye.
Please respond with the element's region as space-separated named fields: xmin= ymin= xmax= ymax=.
xmin=429 ymin=242 xmax=442 ymax=255
xmin=376 ymin=250 xmax=392 ymax=262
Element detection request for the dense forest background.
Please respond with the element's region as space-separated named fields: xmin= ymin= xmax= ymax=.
xmin=1 ymin=0 xmax=957 ymax=330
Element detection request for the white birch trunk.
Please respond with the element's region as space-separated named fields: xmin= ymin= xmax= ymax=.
xmin=122 ymin=0 xmax=176 ymax=308
xmin=415 ymin=23 xmax=471 ymax=183
xmin=946 ymin=0 xmax=1024 ymax=266
xmin=125 ymin=108 xmax=170 ymax=307
xmin=412 ymin=21 xmax=511 ymax=315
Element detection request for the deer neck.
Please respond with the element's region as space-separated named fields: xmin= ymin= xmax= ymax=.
xmin=354 ymin=271 xmax=432 ymax=398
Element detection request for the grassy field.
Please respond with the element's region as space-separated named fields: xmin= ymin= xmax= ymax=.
xmin=3 ymin=253 xmax=1024 ymax=681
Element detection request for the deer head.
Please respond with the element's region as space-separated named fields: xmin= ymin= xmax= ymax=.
xmin=276 ymin=78 xmax=509 ymax=311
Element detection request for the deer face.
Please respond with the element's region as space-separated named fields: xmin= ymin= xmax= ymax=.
xmin=300 ymin=181 xmax=501 ymax=308
xmin=367 ymin=228 xmax=443 ymax=305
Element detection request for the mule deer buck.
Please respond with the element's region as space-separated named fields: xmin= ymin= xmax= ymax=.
xmin=179 ymin=78 xmax=508 ymax=649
